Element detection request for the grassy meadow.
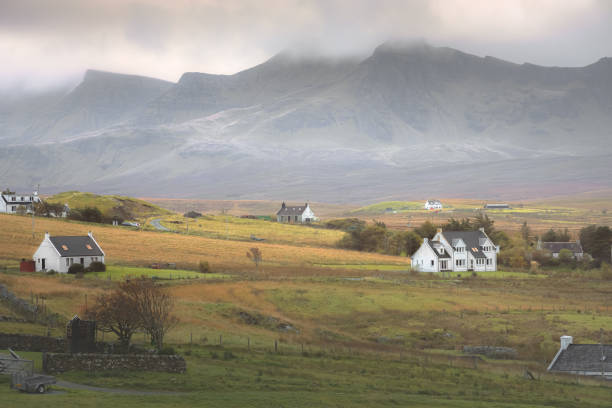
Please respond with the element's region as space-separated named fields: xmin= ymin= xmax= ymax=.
xmin=149 ymin=213 xmax=345 ymax=247
xmin=1 ymin=194 xmax=612 ymax=407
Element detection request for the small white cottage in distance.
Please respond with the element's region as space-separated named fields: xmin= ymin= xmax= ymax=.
xmin=276 ymin=202 xmax=316 ymax=223
xmin=33 ymin=232 xmax=105 ymax=273
xmin=424 ymin=200 xmax=442 ymax=210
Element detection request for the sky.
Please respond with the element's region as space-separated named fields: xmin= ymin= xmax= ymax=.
xmin=1 ymin=0 xmax=611 ymax=90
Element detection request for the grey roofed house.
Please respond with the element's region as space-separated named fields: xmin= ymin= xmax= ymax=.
xmin=276 ymin=202 xmax=316 ymax=223
xmin=537 ymin=240 xmax=584 ymax=259
xmin=548 ymin=336 xmax=612 ymax=378
xmin=441 ymin=230 xmax=489 ymax=259
xmin=49 ymin=235 xmax=104 ymax=257
xmin=484 ymin=203 xmax=510 ymax=209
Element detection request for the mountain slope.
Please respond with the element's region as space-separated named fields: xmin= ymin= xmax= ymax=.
xmin=1 ymin=41 xmax=611 ymax=201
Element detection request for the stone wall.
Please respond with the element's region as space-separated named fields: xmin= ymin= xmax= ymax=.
xmin=462 ymin=345 xmax=517 ymax=359
xmin=0 ymin=333 xmax=66 ymax=352
xmin=43 ymin=353 xmax=186 ymax=374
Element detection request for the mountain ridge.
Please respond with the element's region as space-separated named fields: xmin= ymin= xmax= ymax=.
xmin=1 ymin=41 xmax=611 ymax=201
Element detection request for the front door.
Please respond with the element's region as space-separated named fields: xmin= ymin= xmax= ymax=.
xmin=80 ymin=258 xmax=84 ymax=265
xmin=470 ymin=259 xmax=474 ymax=270
xmin=41 ymin=259 xmax=45 ymax=270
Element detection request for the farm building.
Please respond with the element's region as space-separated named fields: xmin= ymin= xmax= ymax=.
xmin=0 ymin=189 xmax=41 ymax=214
xmin=548 ymin=336 xmax=612 ymax=379
xmin=276 ymin=202 xmax=316 ymax=223
xmin=33 ymin=232 xmax=105 ymax=273
xmin=537 ymin=239 xmax=584 ymax=260
xmin=424 ymin=200 xmax=442 ymax=210
xmin=411 ymin=228 xmax=499 ymax=273
xmin=483 ymin=203 xmax=510 ymax=209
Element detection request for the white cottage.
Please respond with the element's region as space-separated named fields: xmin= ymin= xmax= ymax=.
xmin=411 ymin=228 xmax=499 ymax=273
xmin=276 ymin=202 xmax=316 ymax=223
xmin=33 ymin=232 xmax=105 ymax=273
xmin=424 ymin=200 xmax=443 ymax=210
xmin=0 ymin=190 xmax=41 ymax=214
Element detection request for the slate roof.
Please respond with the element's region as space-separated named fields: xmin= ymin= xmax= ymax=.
xmin=549 ymin=344 xmax=612 ymax=373
xmin=49 ymin=236 xmax=104 ymax=257
xmin=541 ymin=242 xmax=583 ymax=254
xmin=427 ymin=240 xmax=451 ymax=258
xmin=277 ymin=203 xmax=309 ymax=216
xmin=442 ymin=230 xmax=490 ymax=259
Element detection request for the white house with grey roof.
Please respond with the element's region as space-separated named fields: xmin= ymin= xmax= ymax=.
xmin=537 ymin=239 xmax=584 ymax=260
xmin=548 ymin=335 xmax=612 ymax=379
xmin=424 ymin=200 xmax=442 ymax=210
xmin=33 ymin=232 xmax=105 ymax=273
xmin=0 ymin=190 xmax=41 ymax=214
xmin=276 ymin=202 xmax=316 ymax=223
xmin=411 ymin=228 xmax=499 ymax=272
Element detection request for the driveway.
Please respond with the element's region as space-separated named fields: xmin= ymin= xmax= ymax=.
xmin=150 ymin=218 xmax=170 ymax=232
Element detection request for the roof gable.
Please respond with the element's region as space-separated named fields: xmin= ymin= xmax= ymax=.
xmin=49 ymin=236 xmax=104 ymax=257
xmin=442 ymin=230 xmax=491 ymax=258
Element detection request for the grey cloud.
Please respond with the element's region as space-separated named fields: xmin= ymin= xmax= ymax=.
xmin=0 ymin=0 xmax=611 ymax=90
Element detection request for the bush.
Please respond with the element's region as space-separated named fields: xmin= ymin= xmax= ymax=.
xmin=45 ymin=269 xmax=56 ymax=275
xmin=198 ymin=260 xmax=211 ymax=273
xmin=158 ymin=346 xmax=176 ymax=355
xmin=68 ymin=263 xmax=85 ymax=274
xmin=601 ymin=263 xmax=612 ymax=281
xmin=88 ymin=261 xmax=106 ymax=272
xmin=184 ymin=211 xmax=202 ymax=218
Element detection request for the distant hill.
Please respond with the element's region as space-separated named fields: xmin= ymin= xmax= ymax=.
xmin=1 ymin=41 xmax=611 ymax=202
xmin=45 ymin=191 xmax=171 ymax=220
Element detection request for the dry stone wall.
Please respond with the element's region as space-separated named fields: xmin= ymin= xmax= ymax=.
xmin=0 ymin=333 xmax=65 ymax=352
xmin=43 ymin=353 xmax=186 ymax=374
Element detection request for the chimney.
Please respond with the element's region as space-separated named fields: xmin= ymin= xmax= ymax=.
xmin=44 ymin=232 xmax=50 ymax=240
xmin=560 ymin=335 xmax=573 ymax=350
xmin=479 ymin=227 xmax=485 ymax=232
xmin=88 ymin=231 xmax=93 ymax=238
xmin=281 ymin=202 xmax=286 ymax=209
xmin=436 ymin=228 xmax=442 ymax=234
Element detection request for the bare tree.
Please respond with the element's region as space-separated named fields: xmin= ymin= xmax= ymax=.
xmin=246 ymin=247 xmax=262 ymax=271
xmin=122 ymin=279 xmax=178 ymax=350
xmin=84 ymin=286 xmax=142 ymax=350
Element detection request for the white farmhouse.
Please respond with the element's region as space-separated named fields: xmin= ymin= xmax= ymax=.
xmin=33 ymin=232 xmax=105 ymax=273
xmin=411 ymin=228 xmax=499 ymax=273
xmin=276 ymin=202 xmax=316 ymax=223
xmin=424 ymin=200 xmax=442 ymax=210
xmin=0 ymin=190 xmax=41 ymax=214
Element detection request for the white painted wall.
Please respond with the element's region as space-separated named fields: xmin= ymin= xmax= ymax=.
xmin=33 ymin=233 xmax=105 ymax=273
xmin=411 ymin=239 xmax=440 ymax=272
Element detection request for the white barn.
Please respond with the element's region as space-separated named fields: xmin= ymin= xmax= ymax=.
xmin=424 ymin=200 xmax=442 ymax=210
xmin=411 ymin=228 xmax=499 ymax=273
xmin=276 ymin=202 xmax=316 ymax=223
xmin=33 ymin=232 xmax=105 ymax=273
xmin=0 ymin=190 xmax=41 ymax=214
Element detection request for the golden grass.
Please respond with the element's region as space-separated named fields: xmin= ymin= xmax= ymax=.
xmin=0 ymin=214 xmax=409 ymax=272
xmin=153 ymin=214 xmax=345 ymax=247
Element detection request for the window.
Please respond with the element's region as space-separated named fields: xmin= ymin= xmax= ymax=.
xmin=439 ymin=247 xmax=444 ymax=254
xmin=455 ymin=259 xmax=465 ymax=267
xmin=431 ymin=260 xmax=434 ymax=266
xmin=486 ymin=258 xmax=492 ymax=265
xmin=66 ymin=258 xmax=70 ymax=267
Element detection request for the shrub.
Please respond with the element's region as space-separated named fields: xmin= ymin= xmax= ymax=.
xmin=184 ymin=211 xmax=202 ymax=218
xmin=88 ymin=261 xmax=106 ymax=272
xmin=198 ymin=260 xmax=211 ymax=273
xmin=600 ymin=263 xmax=612 ymax=281
xmin=68 ymin=263 xmax=85 ymax=274
xmin=45 ymin=269 xmax=56 ymax=275
xmin=158 ymin=346 xmax=176 ymax=355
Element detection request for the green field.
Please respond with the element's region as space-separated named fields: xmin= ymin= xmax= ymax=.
xmin=45 ymin=191 xmax=171 ymax=220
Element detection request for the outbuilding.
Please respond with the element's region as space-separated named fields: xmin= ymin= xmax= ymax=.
xmin=33 ymin=232 xmax=105 ymax=273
